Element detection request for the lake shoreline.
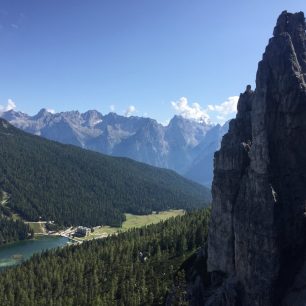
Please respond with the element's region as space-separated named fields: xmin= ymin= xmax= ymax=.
xmin=0 ymin=236 xmax=71 ymax=271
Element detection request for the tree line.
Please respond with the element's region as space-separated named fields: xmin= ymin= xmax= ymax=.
xmin=0 ymin=216 xmax=33 ymax=245
xmin=0 ymin=192 xmax=33 ymax=245
xmin=0 ymin=209 xmax=210 ymax=306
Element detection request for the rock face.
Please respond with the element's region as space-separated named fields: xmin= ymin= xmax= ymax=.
xmin=207 ymin=11 xmax=306 ymax=305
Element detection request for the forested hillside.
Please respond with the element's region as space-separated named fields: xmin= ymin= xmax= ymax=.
xmin=0 ymin=191 xmax=33 ymax=245
xmin=0 ymin=217 xmax=33 ymax=245
xmin=1 ymin=109 xmax=222 ymax=185
xmin=0 ymin=209 xmax=210 ymax=306
xmin=0 ymin=119 xmax=211 ymax=227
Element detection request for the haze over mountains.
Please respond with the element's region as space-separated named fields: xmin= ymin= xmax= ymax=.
xmin=0 ymin=109 xmax=229 ymax=186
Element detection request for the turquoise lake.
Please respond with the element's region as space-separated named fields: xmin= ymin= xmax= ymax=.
xmin=0 ymin=236 xmax=70 ymax=270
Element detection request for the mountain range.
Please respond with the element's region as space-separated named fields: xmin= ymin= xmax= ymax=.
xmin=1 ymin=109 xmax=229 ymax=186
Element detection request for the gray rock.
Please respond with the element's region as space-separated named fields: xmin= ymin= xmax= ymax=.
xmin=207 ymin=11 xmax=306 ymax=305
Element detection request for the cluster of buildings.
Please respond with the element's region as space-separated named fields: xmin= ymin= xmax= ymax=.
xmin=74 ymin=226 xmax=91 ymax=237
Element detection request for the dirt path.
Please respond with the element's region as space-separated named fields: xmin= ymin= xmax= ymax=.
xmin=0 ymin=191 xmax=9 ymax=206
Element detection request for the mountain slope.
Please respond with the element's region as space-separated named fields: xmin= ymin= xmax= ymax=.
xmin=0 ymin=209 xmax=210 ymax=305
xmin=1 ymin=110 xmax=224 ymax=185
xmin=0 ymin=119 xmax=210 ymax=227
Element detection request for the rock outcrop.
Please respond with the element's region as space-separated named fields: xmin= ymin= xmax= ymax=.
xmin=207 ymin=11 xmax=306 ymax=305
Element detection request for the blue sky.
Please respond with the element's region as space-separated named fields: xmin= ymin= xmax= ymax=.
xmin=0 ymin=1 xmax=306 ymax=124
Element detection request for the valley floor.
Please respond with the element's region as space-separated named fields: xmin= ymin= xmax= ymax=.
xmin=29 ymin=209 xmax=185 ymax=243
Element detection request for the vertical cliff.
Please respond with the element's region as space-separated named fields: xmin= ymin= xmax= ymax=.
xmin=207 ymin=11 xmax=306 ymax=305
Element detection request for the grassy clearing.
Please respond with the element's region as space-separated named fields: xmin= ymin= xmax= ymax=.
xmin=82 ymin=209 xmax=185 ymax=241
xmin=122 ymin=210 xmax=185 ymax=229
xmin=10 ymin=210 xmax=185 ymax=239
xmin=27 ymin=222 xmax=46 ymax=234
xmin=0 ymin=192 xmax=23 ymax=222
xmin=11 ymin=214 xmax=22 ymax=221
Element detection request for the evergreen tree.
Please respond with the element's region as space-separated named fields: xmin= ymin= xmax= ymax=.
xmin=0 ymin=119 xmax=210 ymax=227
xmin=0 ymin=209 xmax=210 ymax=305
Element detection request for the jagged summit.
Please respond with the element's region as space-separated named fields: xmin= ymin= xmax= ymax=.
xmin=274 ymin=11 xmax=305 ymax=33
xmin=1 ymin=108 xmax=223 ymax=185
xmin=32 ymin=108 xmax=52 ymax=119
xmin=206 ymin=11 xmax=306 ymax=305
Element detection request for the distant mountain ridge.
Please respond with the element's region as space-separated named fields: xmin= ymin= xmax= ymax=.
xmin=1 ymin=109 xmax=229 ymax=186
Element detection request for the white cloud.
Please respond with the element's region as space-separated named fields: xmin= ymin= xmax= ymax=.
xmin=124 ymin=105 xmax=136 ymax=117
xmin=162 ymin=119 xmax=170 ymax=126
xmin=0 ymin=99 xmax=16 ymax=113
xmin=6 ymin=99 xmax=16 ymax=111
xmin=171 ymin=97 xmax=210 ymax=123
xmin=171 ymin=95 xmax=239 ymax=125
xmin=208 ymin=96 xmax=239 ymax=117
xmin=109 ymin=104 xmax=115 ymax=112
xmin=216 ymin=115 xmax=225 ymax=120
xmin=46 ymin=108 xmax=55 ymax=114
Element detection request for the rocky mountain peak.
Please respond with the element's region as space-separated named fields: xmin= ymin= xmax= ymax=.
xmin=169 ymin=115 xmax=210 ymax=127
xmin=32 ymin=108 xmax=52 ymax=119
xmin=82 ymin=109 xmax=102 ymax=118
xmin=273 ymin=11 xmax=306 ymax=37
xmin=81 ymin=110 xmax=103 ymax=127
xmin=1 ymin=109 xmax=28 ymax=121
xmin=206 ymin=11 xmax=306 ymax=305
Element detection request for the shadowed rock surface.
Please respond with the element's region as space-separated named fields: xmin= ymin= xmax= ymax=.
xmin=207 ymin=11 xmax=306 ymax=305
